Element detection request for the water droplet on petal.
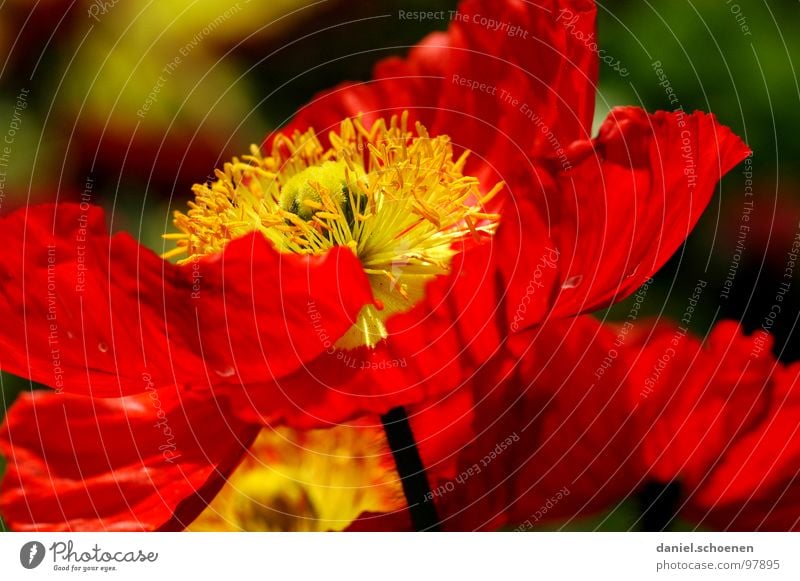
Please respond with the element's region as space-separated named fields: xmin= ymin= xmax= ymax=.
xmin=98 ymin=342 xmax=109 ymax=353
xmin=215 ymin=366 xmax=236 ymax=378
xmin=562 ymin=275 xmax=583 ymax=290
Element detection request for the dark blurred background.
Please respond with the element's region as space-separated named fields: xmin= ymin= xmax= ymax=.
xmin=0 ymin=0 xmax=798 ymax=530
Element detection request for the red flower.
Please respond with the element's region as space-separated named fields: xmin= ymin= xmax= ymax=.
xmin=349 ymin=321 xmax=800 ymax=531
xmin=349 ymin=315 xmax=644 ymax=531
xmin=0 ymin=0 xmax=748 ymax=530
xmin=0 ymin=387 xmax=258 ymax=531
xmin=628 ymin=322 xmax=800 ymax=530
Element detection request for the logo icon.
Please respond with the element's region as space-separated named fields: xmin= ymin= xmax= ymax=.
xmin=20 ymin=541 xmax=46 ymax=569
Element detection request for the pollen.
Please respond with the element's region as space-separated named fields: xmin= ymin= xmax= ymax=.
xmin=186 ymin=425 xmax=405 ymax=532
xmin=166 ymin=112 xmax=502 ymax=349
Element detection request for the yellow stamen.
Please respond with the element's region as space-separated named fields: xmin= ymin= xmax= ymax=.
xmin=165 ymin=112 xmax=502 ymax=349
xmin=186 ymin=425 xmax=404 ymax=532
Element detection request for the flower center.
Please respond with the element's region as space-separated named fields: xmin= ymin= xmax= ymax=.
xmin=186 ymin=426 xmax=404 ymax=532
xmin=165 ymin=112 xmax=502 ymax=348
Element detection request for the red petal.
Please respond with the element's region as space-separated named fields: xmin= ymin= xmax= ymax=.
xmin=628 ymin=321 xmax=800 ymax=530
xmin=0 ymin=204 xmax=372 ymax=399
xmin=351 ymin=316 xmax=641 ymax=530
xmin=690 ymin=363 xmax=800 ymax=531
xmin=0 ymin=389 xmax=258 ymax=531
xmin=219 ymin=239 xmax=507 ymax=428
xmin=432 ymin=0 xmax=598 ymax=173
xmin=493 ymin=193 xmax=563 ymax=332
xmin=433 ymin=316 xmax=641 ymax=530
xmin=628 ymin=320 xmax=775 ymax=491
xmin=267 ymin=0 xmax=599 ymax=187
xmin=496 ymin=109 xmax=750 ymax=329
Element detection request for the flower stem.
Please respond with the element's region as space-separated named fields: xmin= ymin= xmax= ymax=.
xmin=638 ymin=480 xmax=681 ymax=531
xmin=380 ymin=406 xmax=441 ymax=531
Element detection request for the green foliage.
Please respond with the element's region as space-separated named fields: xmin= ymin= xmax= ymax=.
xmin=597 ymin=0 xmax=799 ymax=174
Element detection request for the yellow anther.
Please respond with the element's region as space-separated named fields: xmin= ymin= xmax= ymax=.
xmin=165 ymin=112 xmax=503 ymax=349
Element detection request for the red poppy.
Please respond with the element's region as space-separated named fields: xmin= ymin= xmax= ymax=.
xmin=627 ymin=321 xmax=800 ymax=531
xmin=348 ymin=321 xmax=800 ymax=532
xmin=0 ymin=0 xmax=748 ymax=531
xmin=0 ymin=0 xmax=748 ymax=424
xmin=349 ymin=315 xmax=643 ymax=531
xmin=0 ymin=315 xmax=641 ymax=531
xmin=0 ymin=387 xmax=258 ymax=531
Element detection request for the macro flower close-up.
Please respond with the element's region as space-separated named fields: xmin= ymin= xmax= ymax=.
xmin=0 ymin=0 xmax=798 ymax=568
